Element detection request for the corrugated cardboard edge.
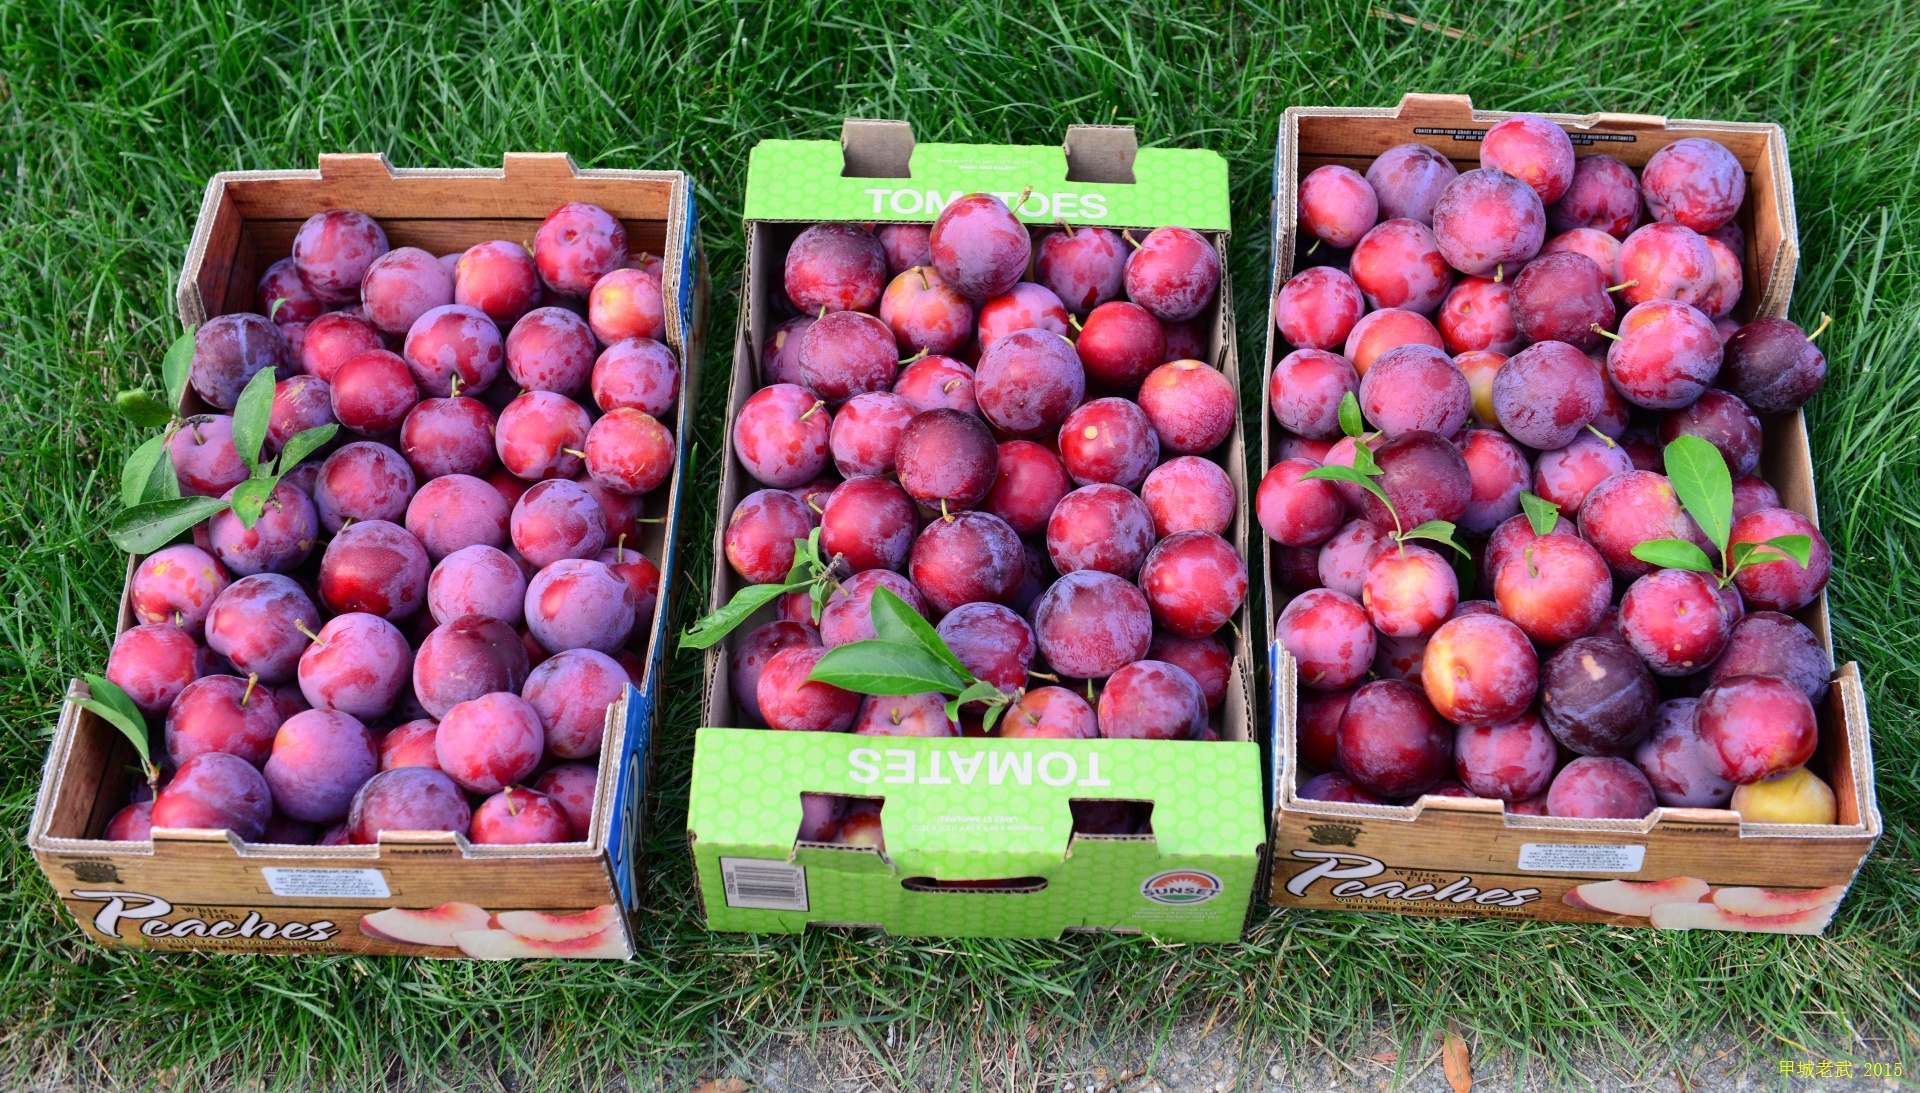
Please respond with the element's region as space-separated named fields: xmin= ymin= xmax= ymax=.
xmin=1259 ymin=96 xmax=1878 ymax=923
xmin=691 ymin=122 xmax=1263 ymax=940
xmin=31 ymin=154 xmax=708 ymax=958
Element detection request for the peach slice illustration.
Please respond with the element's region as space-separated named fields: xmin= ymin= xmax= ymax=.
xmin=1649 ymin=899 xmax=1836 ymax=934
xmin=360 ymin=902 xmax=491 ymax=947
xmin=451 ymin=926 xmax=629 ymax=960
xmin=1563 ymin=877 xmax=1710 ymax=917
xmin=490 ymin=904 xmax=619 ymax=942
xmin=1711 ymin=885 xmax=1849 ymax=918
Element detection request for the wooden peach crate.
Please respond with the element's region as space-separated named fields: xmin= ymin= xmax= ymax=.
xmin=1259 ymin=95 xmax=1880 ymax=933
xmin=29 ymin=153 xmax=707 ymax=957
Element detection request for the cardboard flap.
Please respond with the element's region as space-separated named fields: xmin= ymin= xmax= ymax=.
xmin=1390 ymin=95 xmax=1674 ymax=132
xmin=840 ymin=119 xmax=916 ymax=178
xmin=1064 ymin=125 xmax=1138 ymax=183
xmin=315 ymin=152 xmax=397 ymax=183
xmin=1392 ymin=93 xmax=1477 ymax=124
xmin=500 ymin=151 xmax=587 ymax=183
xmin=794 ymin=843 xmax=896 ymax=874
xmin=149 ymin=827 xmax=247 ymax=854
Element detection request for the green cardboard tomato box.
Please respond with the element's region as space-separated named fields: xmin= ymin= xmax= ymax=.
xmin=689 ymin=121 xmax=1265 ymax=941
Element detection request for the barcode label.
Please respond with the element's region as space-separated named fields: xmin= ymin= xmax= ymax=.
xmin=1517 ymin=844 xmax=1646 ymax=873
xmin=720 ymin=857 xmax=809 ymax=911
xmin=260 ymin=867 xmax=390 ymax=898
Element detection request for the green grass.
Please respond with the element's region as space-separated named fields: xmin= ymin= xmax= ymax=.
xmin=2 ymin=1 xmax=1917 ymax=1087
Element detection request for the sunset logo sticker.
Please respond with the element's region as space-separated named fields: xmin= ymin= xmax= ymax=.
xmin=1140 ymin=870 xmax=1223 ymax=905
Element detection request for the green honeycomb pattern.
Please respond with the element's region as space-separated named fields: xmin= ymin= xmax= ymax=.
xmin=742 ymin=141 xmax=1231 ymax=230
xmin=689 ymin=729 xmax=1264 ymax=942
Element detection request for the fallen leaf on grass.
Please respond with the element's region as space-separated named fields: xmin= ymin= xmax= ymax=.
xmin=1443 ymin=1031 xmax=1472 ymax=1093
xmin=690 ymin=1080 xmax=747 ymax=1093
xmin=1365 ymin=1052 xmax=1400 ymax=1064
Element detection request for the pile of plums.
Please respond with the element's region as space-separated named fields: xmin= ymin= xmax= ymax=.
xmin=723 ymin=194 xmax=1237 ymax=844
xmin=99 ymin=202 xmax=678 ymax=846
xmin=1267 ymin=121 xmax=1839 ymax=822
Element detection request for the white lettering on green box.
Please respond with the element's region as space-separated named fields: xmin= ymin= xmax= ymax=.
xmin=744 ymin=141 xmax=1230 ymax=230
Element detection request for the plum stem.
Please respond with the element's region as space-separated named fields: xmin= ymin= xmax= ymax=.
xmin=615 ymin=533 xmax=627 ymax=560
xmin=240 ymin=672 xmax=259 ymax=707
xmin=1586 ymin=424 xmax=1616 ymax=447
xmin=817 ymin=305 xmax=827 ymax=320
xmin=449 ymin=374 xmax=463 ymax=398
xmin=1524 ymin=544 xmax=1538 ymax=580
xmin=916 ymin=267 xmax=929 ymax=291
xmin=562 ymin=448 xmax=587 ymax=458
xmin=1068 ymin=314 xmax=1083 ymax=333
xmin=173 ymin=609 xmax=184 ymax=626
xmin=1123 ymin=229 xmax=1141 ymax=250
xmin=1590 ymin=323 xmax=1622 ymax=342
xmin=1014 ymin=185 xmax=1034 ymax=214
xmin=633 ymin=516 xmax=667 ymax=524
xmin=295 ymin=619 xmax=325 ymax=646
xmin=1304 ymin=238 xmax=1320 ymax=257
xmin=799 ymin=400 xmax=826 ymax=421
xmin=1807 ymin=313 xmax=1833 ymax=342
xmin=504 ymin=786 xmax=523 ymax=817
xmin=899 ymin=347 xmax=928 ymax=367
xmin=941 ymin=379 xmax=962 ymax=394
xmin=190 ymin=420 xmax=204 ymax=444
xmin=1086 ymin=678 xmax=1096 ymax=701
xmin=1493 ymin=264 xmax=1504 ymax=284
xmin=1028 ymin=670 xmax=1060 ymax=682
xmin=1604 ymin=279 xmax=1638 ymax=293
xmin=940 ymin=498 xmax=952 ymax=523
xmin=1055 ymin=218 xmax=1076 ymax=238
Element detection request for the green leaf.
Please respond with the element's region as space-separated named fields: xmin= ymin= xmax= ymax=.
xmin=107 ymin=495 xmax=230 ymax=555
xmin=162 ymin=327 xmax=196 ymax=411
xmin=679 ymin=581 xmax=802 ymax=651
xmin=1400 ymin=520 xmax=1471 ymax=559
xmin=1349 ymin=441 xmax=1382 ymax=477
xmin=868 ymin=587 xmax=973 ymax=682
xmin=807 ymin=640 xmax=968 ymax=697
xmin=276 ymin=423 xmax=338 ymax=471
xmin=120 ymin=434 xmax=172 ymax=508
xmin=1302 ymin=463 xmax=1394 ymax=519
xmin=783 ymin=538 xmax=818 ymax=587
xmin=1731 ymin=534 xmax=1813 ymax=573
xmin=1518 ymin=490 xmax=1560 ymax=537
xmin=982 ymin=700 xmax=1009 ymax=735
xmin=268 ymin=296 xmax=288 ymax=322
xmin=810 ymin=576 xmax=833 ymax=625
xmin=115 ymin=389 xmax=174 ymax=428
xmin=230 ymin=367 xmax=279 ymax=473
xmin=1338 ymin=391 xmax=1364 ymax=439
xmin=943 ymin=679 xmax=1006 ymax=722
xmin=227 ymin=475 xmax=280 ymax=529
xmin=1662 ymin=435 xmax=1733 ymax=556
xmin=1629 ymin=538 xmax=1716 ymax=573
xmin=1301 ymin=463 xmax=1375 ymax=489
xmin=77 ymin=674 xmax=153 ymax=772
